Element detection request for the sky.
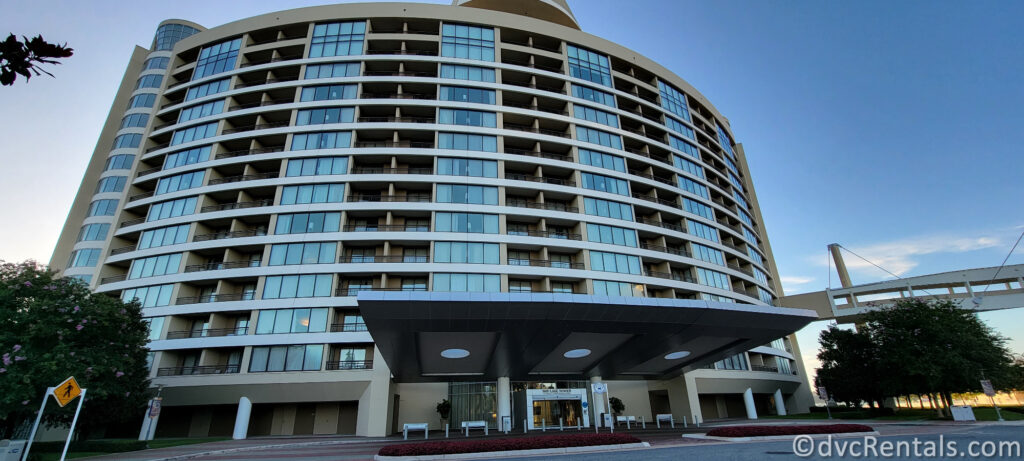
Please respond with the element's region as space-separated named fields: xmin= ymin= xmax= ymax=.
xmin=1 ymin=0 xmax=1021 ymax=382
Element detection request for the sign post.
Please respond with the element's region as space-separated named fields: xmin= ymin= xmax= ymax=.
xmin=980 ymin=379 xmax=1004 ymax=422
xmin=817 ymin=386 xmax=832 ymax=420
xmin=23 ymin=377 xmax=86 ymax=461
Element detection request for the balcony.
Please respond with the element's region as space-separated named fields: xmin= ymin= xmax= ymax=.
xmin=346 ymin=194 xmax=431 ymax=203
xmin=184 ymin=260 xmax=261 ymax=272
xmin=502 ymin=101 xmax=568 ymax=116
xmin=238 ymin=54 xmax=303 ymax=68
xmin=156 ymin=364 xmax=241 ymax=376
xmin=506 ymin=199 xmax=578 ymax=213
xmin=119 ymin=217 xmax=146 ymax=228
xmin=503 ymin=148 xmax=572 ymax=163
xmin=110 ymin=245 xmax=136 ymax=256
xmin=639 ymin=243 xmax=692 ymax=258
xmin=135 ymin=166 xmax=161 ymax=178
xmin=127 ymin=191 xmax=155 ymax=202
xmin=192 ymin=228 xmax=267 ymax=242
xmin=354 ymin=141 xmax=434 ymax=148
xmin=632 ymin=193 xmax=678 ymax=208
xmin=335 ymin=287 xmax=427 ymax=296
xmin=358 ymin=92 xmax=434 ymax=100
xmin=330 ymin=322 xmax=368 ymax=332
xmin=506 ymin=229 xmax=582 ymax=241
xmin=363 ymin=70 xmax=435 ymax=77
xmin=200 ymin=199 xmax=274 ymax=213
xmin=227 ymin=98 xmax=294 ymax=112
xmin=503 ymin=123 xmax=569 ymax=138
xmin=628 ymin=169 xmax=676 ymax=187
xmin=338 ymin=255 xmax=428 ymax=263
xmin=174 ymin=293 xmax=253 ymax=305
xmin=636 ymin=218 xmax=685 ymax=233
xmin=367 ymin=49 xmax=437 ymax=56
xmin=214 ymin=146 xmax=285 ymax=160
xmin=326 ymin=360 xmax=373 ymax=370
xmin=508 ymin=259 xmax=583 ymax=270
xmin=165 ymin=327 xmax=248 ymax=339
xmin=221 ymin=121 xmax=289 ymax=135
xmin=98 ymin=274 xmax=127 ymax=285
xmin=342 ymin=224 xmax=428 ymax=232
xmin=207 ymin=172 xmax=279 ymax=185
xmin=357 ymin=116 xmax=435 ymax=124
xmin=352 ymin=167 xmax=432 ymax=175
xmin=505 ymin=173 xmax=575 ymax=187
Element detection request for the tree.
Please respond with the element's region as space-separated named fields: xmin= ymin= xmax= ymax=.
xmin=608 ymin=397 xmax=625 ymax=415
xmin=814 ymin=325 xmax=885 ymax=407
xmin=0 ymin=34 xmax=73 ymax=86
xmin=0 ymin=261 xmax=151 ymax=439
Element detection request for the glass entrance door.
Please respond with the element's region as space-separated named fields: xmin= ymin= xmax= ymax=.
xmin=532 ymin=400 xmax=583 ymax=427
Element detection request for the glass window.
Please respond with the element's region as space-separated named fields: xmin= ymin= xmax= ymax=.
xmin=156 ymin=171 xmax=205 ymax=195
xmin=178 ymin=100 xmax=225 ymax=123
xmin=95 ymin=176 xmax=127 ymax=194
xmin=127 ymin=93 xmax=156 ymax=110
xmin=658 ymin=80 xmax=691 ymax=122
xmin=743 ymin=227 xmax=760 ymax=245
xmin=441 ymin=23 xmax=494 ymax=61
xmin=433 ymin=242 xmax=499 ymax=264
xmin=300 ymin=84 xmax=357 ymax=102
xmin=567 ymin=44 xmax=611 ymax=86
xmin=674 ymin=155 xmax=704 ymax=178
xmin=434 ymin=212 xmax=499 ymax=234
xmin=256 ymin=308 xmax=328 ymax=333
xmin=718 ymin=125 xmax=736 ymax=159
xmin=583 ymin=197 xmax=632 ymax=221
xmin=285 ymin=156 xmax=348 ymax=176
xmin=185 ymin=79 xmax=230 ymax=101
xmin=67 ymin=248 xmax=101 ymax=268
xmin=439 ymin=86 xmax=495 ymax=104
xmin=152 ymin=23 xmax=199 ymax=51
xmin=164 ymin=145 xmax=211 ymax=169
xmin=280 ymin=184 xmax=345 ymax=205
xmin=581 ymin=172 xmax=628 ymax=196
xmin=76 ymin=223 xmax=110 ymax=242
xmin=593 ymin=280 xmax=643 ymax=297
xmin=262 ymin=274 xmax=333 ymax=299
xmin=715 ymin=353 xmax=747 ymax=371
xmin=249 ymin=345 xmax=323 ymax=372
xmin=438 ymin=109 xmax=496 ymax=127
xmin=436 ymin=184 xmax=498 ymax=205
xmin=170 ymin=122 xmax=218 ymax=146
xmin=571 ymin=84 xmax=615 ymax=108
xmin=684 ymin=198 xmax=714 ymax=220
xmin=135 ymin=74 xmax=162 ymax=90
xmin=687 ymin=219 xmax=719 ymax=242
xmin=304 ymin=62 xmax=361 ymax=79
xmin=194 ymin=38 xmax=241 ymax=80
xmin=748 ymin=247 xmax=764 ymax=265
xmin=432 ymin=273 xmax=500 ymax=292
xmin=753 ymin=268 xmax=770 ymax=286
xmin=309 ymin=21 xmax=366 ymax=58
xmin=575 ymin=126 xmax=622 ymax=149
xmin=678 ymin=176 xmax=709 ymax=199
xmin=578 ymin=148 xmax=625 ymax=173
xmin=87 ymin=199 xmax=119 ymax=217
xmin=290 ymin=131 xmax=352 ymax=150
xmin=139 ymin=224 xmax=190 ymax=250
xmin=296 ymin=107 xmax=355 ymax=125
xmin=665 ymin=118 xmax=695 ymax=141
xmin=128 ymin=253 xmax=182 ymax=279
xmin=121 ymin=284 xmax=173 ymax=308
xmin=146 ymin=197 xmax=197 ymax=221
xmin=691 ymin=243 xmax=725 ymax=266
xmin=733 ymin=190 xmax=749 ymax=210
xmin=589 ymin=250 xmax=641 ymax=275
xmin=669 ymin=135 xmax=699 ymax=158
xmin=585 ymin=223 xmax=637 ymax=247
xmin=104 ymin=154 xmax=135 ymax=171
xmin=111 ymin=133 xmax=142 ymax=150
xmin=697 ymin=268 xmax=730 ymax=290
xmin=437 ymin=132 xmax=497 ymax=152
xmin=268 ymin=243 xmax=337 ymax=265
xmin=440 ymin=64 xmax=495 ymax=82
xmin=274 ymin=212 xmax=341 ymax=234
xmin=573 ymin=105 xmax=618 ymax=128
xmin=143 ymin=56 xmax=170 ymax=70
xmin=119 ymin=113 xmax=149 ymax=130
xmin=437 ymin=158 xmax=496 ymax=177
xmin=145 ymin=317 xmax=164 ymax=341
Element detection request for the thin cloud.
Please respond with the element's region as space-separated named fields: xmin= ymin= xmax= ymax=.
xmin=781 ymin=275 xmax=816 ymax=294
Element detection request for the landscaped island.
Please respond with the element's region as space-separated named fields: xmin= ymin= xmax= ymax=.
xmin=706 ymin=424 xmax=874 ymax=437
xmin=378 ymin=433 xmax=641 ymax=457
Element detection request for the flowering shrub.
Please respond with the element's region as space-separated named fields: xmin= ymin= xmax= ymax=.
xmin=706 ymin=423 xmax=874 ymax=437
xmin=378 ymin=433 xmax=640 ymax=456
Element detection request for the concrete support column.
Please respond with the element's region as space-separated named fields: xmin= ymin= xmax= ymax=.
xmin=743 ymin=388 xmax=757 ymax=420
xmin=590 ymin=376 xmax=606 ymax=427
xmin=233 ymin=397 xmax=252 ymax=440
xmin=497 ymin=377 xmax=511 ymax=432
xmin=774 ymin=389 xmax=787 ymax=416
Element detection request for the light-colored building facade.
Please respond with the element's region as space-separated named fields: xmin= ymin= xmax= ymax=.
xmin=50 ymin=0 xmax=815 ymax=438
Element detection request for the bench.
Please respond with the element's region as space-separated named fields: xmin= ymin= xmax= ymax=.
xmin=656 ymin=413 xmax=674 ymax=428
xmin=461 ymin=420 xmax=488 ymax=436
xmin=403 ymin=423 xmax=428 ymax=440
xmin=616 ymin=415 xmax=636 ymax=428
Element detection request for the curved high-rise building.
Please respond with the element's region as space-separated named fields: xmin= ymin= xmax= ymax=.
xmin=51 ymin=0 xmax=816 ymax=437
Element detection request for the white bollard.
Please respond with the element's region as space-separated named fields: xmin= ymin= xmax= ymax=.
xmin=694 ymin=414 xmax=699 ymax=428
xmin=641 ymin=416 xmax=646 ymax=429
xmin=542 ymin=418 xmax=546 ymax=432
xmin=232 ymin=397 xmax=252 ymax=440
xmin=445 ymin=423 xmax=449 ymax=438
xmin=577 ymin=419 xmax=581 ymax=431
xmin=524 ymin=419 xmax=528 ymax=434
xmin=559 ymin=417 xmax=563 ymax=431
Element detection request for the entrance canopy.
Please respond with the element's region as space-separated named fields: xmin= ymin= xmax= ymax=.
xmin=357 ymin=292 xmax=817 ymax=382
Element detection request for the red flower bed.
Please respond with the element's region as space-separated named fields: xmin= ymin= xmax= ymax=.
xmin=378 ymin=433 xmax=640 ymax=456
xmin=706 ymin=423 xmax=873 ymax=437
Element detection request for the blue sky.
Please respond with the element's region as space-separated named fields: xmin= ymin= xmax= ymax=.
xmin=1 ymin=0 xmax=1021 ymax=378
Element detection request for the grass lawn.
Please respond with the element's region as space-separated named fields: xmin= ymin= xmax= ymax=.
xmin=32 ymin=437 xmax=229 ymax=461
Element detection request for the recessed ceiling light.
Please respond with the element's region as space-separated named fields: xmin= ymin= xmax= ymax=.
xmin=664 ymin=351 xmax=691 ymax=360
xmin=563 ymin=348 xmax=591 ymax=358
xmin=441 ymin=348 xmax=470 ymax=359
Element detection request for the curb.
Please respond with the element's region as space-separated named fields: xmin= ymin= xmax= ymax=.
xmin=683 ymin=431 xmax=880 ymax=442
xmin=373 ymin=442 xmax=651 ymax=460
xmin=143 ymin=438 xmax=391 ymax=461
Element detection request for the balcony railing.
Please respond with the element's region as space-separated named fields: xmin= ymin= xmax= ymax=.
xmin=502 ymin=123 xmax=569 ymax=138
xmin=135 ymin=166 xmax=161 ymax=178
xmin=507 ymin=230 xmax=582 ymax=241
xmin=335 ymin=287 xmax=427 ymax=296
xmin=214 ymin=146 xmax=285 ymax=160
xmin=362 ymin=70 xmax=436 ymax=77
xmin=227 ymin=98 xmax=294 ymax=112
xmin=640 ymin=243 xmax=692 ymax=258
xmin=750 ymin=365 xmax=780 ymax=373
xmin=359 ymin=92 xmax=434 ymax=100
xmin=157 ymin=364 xmax=241 ymax=376
xmin=503 ymin=80 xmax=566 ymax=94
xmin=238 ymin=54 xmax=303 ymax=68
xmin=503 ymin=148 xmax=572 ymax=162
xmin=354 ymin=141 xmax=434 ymax=148
xmin=200 ymin=199 xmax=274 ymax=213
xmin=165 ymin=327 xmax=248 ymax=339
xmin=174 ymin=293 xmax=253 ymax=305
xmin=357 ymin=116 xmax=435 ymax=124
xmin=346 ymin=194 xmax=431 ymax=203
xmin=326 ymin=360 xmax=373 ymax=370
xmin=119 ymin=217 xmax=146 ymax=228
xmin=502 ymin=101 xmax=569 ymax=116
xmin=98 ymin=274 xmax=127 ymax=285
xmin=192 ymin=228 xmax=267 ymax=242
xmin=366 ymin=49 xmax=437 ymax=56
xmin=145 ymin=143 xmax=170 ymax=153
xmin=330 ymin=322 xmax=368 ymax=332
xmin=338 ymin=255 xmax=428 ymax=263
xmin=507 ymin=259 xmax=583 ymax=270
xmin=352 ymin=167 xmax=433 ymax=175
xmin=632 ymin=193 xmax=678 ymax=208
xmin=342 ymin=224 xmax=429 ymax=232
xmin=207 ymin=172 xmax=279 ymax=185
xmin=184 ymin=260 xmax=261 ymax=272
xmin=506 ymin=200 xmax=578 ymax=213
xmin=505 ymin=173 xmax=575 ymax=187
xmin=222 ymin=121 xmax=289 ymax=135
xmin=636 ymin=218 xmax=685 ymax=233
xmin=110 ymin=245 xmax=136 ymax=256
xmin=628 ymin=169 xmax=676 ymax=186
xmin=233 ymin=77 xmax=298 ymax=89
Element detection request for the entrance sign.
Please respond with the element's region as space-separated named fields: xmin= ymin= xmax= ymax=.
xmin=149 ymin=397 xmax=163 ymax=418
xmin=980 ymin=379 xmax=995 ymax=397
xmin=816 ymin=386 xmax=828 ymax=401
xmin=52 ymin=376 xmax=82 ymax=408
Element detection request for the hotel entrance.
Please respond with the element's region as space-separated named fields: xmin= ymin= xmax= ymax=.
xmin=532 ymin=399 xmax=584 ymax=428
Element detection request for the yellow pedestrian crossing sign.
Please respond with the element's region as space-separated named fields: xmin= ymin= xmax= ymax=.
xmin=52 ymin=376 xmax=82 ymax=407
